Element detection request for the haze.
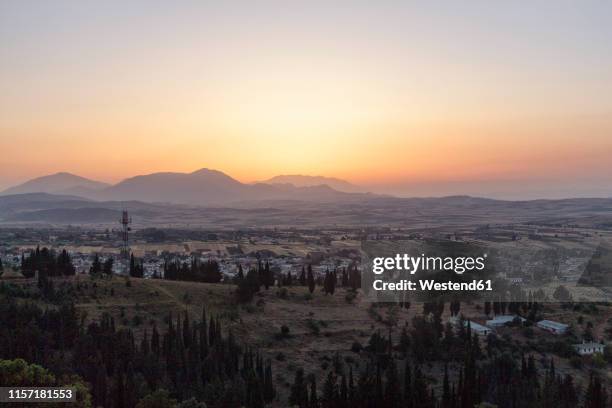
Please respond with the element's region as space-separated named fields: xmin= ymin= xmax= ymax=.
xmin=1 ymin=1 xmax=611 ymax=199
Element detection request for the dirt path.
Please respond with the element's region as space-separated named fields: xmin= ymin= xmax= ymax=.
xmin=140 ymin=279 xmax=189 ymax=311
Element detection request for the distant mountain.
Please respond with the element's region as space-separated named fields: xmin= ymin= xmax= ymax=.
xmin=2 ymin=172 xmax=110 ymax=195
xmin=261 ymin=175 xmax=362 ymax=192
xmin=100 ymin=168 xmax=365 ymax=205
xmin=102 ymin=168 xmax=248 ymax=204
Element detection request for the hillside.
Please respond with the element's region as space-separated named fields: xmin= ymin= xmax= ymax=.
xmin=6 ymin=275 xmax=609 ymax=405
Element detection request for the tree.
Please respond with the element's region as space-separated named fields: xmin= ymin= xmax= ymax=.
xmin=57 ymin=249 xmax=76 ymax=275
xmin=484 ymin=301 xmax=491 ymax=317
xmin=177 ymin=398 xmax=207 ymax=408
xmin=385 ymin=359 xmax=400 ymax=408
xmin=553 ymin=285 xmax=572 ymax=302
xmin=0 ymin=359 xmax=92 ymax=407
xmin=264 ymin=360 xmax=275 ymax=403
xmin=136 ymin=389 xmax=178 ymax=408
xmin=322 ymin=370 xmax=338 ymax=406
xmin=130 ymin=254 xmax=144 ymax=278
xmin=310 ymin=375 xmax=319 ymax=408
xmin=130 ymin=253 xmax=136 ymax=276
xmin=90 ymin=254 xmax=102 ymax=275
xmin=263 ymin=261 xmax=273 ymax=289
xmin=584 ymin=373 xmax=607 ymax=408
xmin=289 ymin=369 xmax=308 ymax=408
xmin=323 ymin=270 xmax=336 ymax=295
xmin=442 ymin=364 xmax=451 ymax=408
xmin=0 ymin=358 xmax=55 ymax=386
xmin=307 ymin=265 xmax=315 ymax=294
xmin=235 ymin=264 xmax=244 ymax=283
xmin=103 ymin=257 xmax=114 ymax=276
xmin=237 ymin=268 xmax=261 ymax=303
xmin=299 ymin=266 xmax=306 ymax=286
xmin=20 ymin=247 xmax=76 ymax=277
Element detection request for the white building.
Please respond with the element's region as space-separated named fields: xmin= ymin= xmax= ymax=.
xmin=536 ymin=320 xmax=568 ymax=335
xmin=574 ymin=341 xmax=605 ymax=355
xmin=467 ymin=321 xmax=494 ymax=336
xmin=486 ymin=315 xmax=526 ymax=327
xmin=449 ymin=317 xmax=494 ymax=336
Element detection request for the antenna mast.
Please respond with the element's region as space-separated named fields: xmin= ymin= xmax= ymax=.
xmin=119 ymin=209 xmax=132 ymax=259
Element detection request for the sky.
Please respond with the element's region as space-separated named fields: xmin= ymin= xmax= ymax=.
xmin=1 ymin=1 xmax=611 ymax=198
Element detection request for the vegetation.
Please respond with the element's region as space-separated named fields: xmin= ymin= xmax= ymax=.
xmin=21 ymin=246 xmax=76 ymax=278
xmin=1 ymin=247 xmax=609 ymax=407
xmin=163 ymin=258 xmax=222 ymax=283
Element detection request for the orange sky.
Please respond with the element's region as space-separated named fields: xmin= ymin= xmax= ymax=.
xmin=1 ymin=2 xmax=611 ymax=197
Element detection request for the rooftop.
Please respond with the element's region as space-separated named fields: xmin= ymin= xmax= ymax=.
xmin=537 ymin=320 xmax=568 ymax=330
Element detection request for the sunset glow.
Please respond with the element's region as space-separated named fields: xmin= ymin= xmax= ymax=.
xmin=1 ymin=1 xmax=611 ymax=198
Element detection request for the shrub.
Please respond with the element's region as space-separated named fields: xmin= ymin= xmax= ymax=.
xmin=275 ymin=325 xmax=291 ymax=340
xmin=177 ymin=398 xmax=207 ymax=408
xmin=592 ymin=353 xmax=607 ymax=369
xmin=604 ymin=344 xmax=612 ymax=364
xmin=351 ymin=341 xmax=363 ymax=353
xmin=136 ymin=389 xmax=177 ymax=408
xmin=132 ymin=315 xmax=143 ymax=326
xmin=570 ymin=356 xmax=583 ymax=369
xmin=277 ymin=288 xmax=288 ymax=299
xmin=306 ymin=319 xmax=320 ymax=335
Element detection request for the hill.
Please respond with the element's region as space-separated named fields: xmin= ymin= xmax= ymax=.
xmin=101 ymin=168 xmax=367 ymax=205
xmin=4 ymin=276 xmax=610 ymax=405
xmin=1 ymin=172 xmax=109 ymax=195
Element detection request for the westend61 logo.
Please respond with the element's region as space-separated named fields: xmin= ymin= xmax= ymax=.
xmin=372 ymin=253 xmax=487 ymax=275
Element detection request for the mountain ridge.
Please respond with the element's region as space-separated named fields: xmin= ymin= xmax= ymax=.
xmin=2 ymin=172 xmax=110 ymax=196
xmin=2 ymin=168 xmax=370 ymax=206
xmin=261 ymin=174 xmax=361 ymax=192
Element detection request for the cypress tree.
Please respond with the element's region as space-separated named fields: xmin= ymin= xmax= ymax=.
xmin=289 ymin=368 xmax=308 ymax=408
xmin=310 ymin=375 xmax=318 ymax=408
xmin=322 ymin=370 xmax=338 ymax=406
xmin=340 ymin=375 xmax=348 ymax=407
xmin=442 ymin=363 xmax=451 ymax=408
xmin=403 ymin=358 xmax=412 ymax=408
xmin=385 ymin=359 xmax=400 ymax=408
xmin=307 ymin=265 xmax=315 ymax=294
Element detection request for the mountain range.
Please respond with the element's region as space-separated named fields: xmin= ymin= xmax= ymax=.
xmin=260 ymin=175 xmax=361 ymax=192
xmin=1 ymin=169 xmax=369 ymax=206
xmin=4 ymin=170 xmax=612 ymax=228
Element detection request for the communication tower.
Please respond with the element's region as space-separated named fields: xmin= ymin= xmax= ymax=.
xmin=119 ymin=209 xmax=132 ymax=259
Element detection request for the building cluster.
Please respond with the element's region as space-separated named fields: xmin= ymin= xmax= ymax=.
xmin=0 ymin=227 xmax=361 ymax=281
